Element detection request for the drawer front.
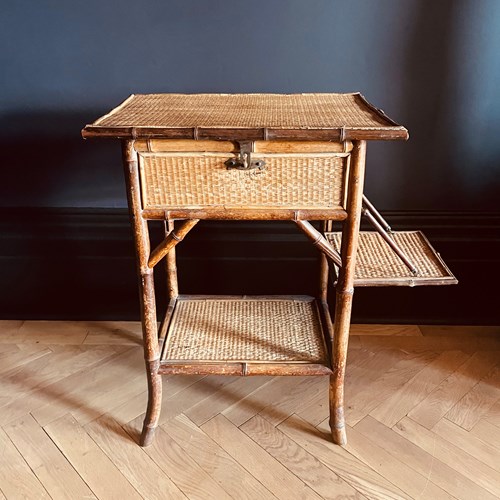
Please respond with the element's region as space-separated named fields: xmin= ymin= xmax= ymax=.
xmin=138 ymin=151 xmax=349 ymax=210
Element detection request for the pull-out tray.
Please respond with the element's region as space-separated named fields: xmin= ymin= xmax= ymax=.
xmin=325 ymin=230 xmax=457 ymax=287
xmin=159 ymin=295 xmax=332 ymax=376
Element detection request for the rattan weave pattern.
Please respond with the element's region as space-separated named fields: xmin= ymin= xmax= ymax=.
xmin=162 ymin=298 xmax=327 ymax=363
xmin=327 ymin=231 xmax=450 ymax=279
xmin=139 ymin=153 xmax=346 ymax=209
xmin=93 ymin=93 xmax=396 ymax=130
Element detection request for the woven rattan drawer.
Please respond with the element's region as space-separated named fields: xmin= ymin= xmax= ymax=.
xmin=137 ymin=149 xmax=349 ymax=212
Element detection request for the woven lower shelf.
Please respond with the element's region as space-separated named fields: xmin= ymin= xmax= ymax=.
xmin=159 ymin=295 xmax=332 ymax=376
xmin=325 ymin=230 xmax=457 ymax=287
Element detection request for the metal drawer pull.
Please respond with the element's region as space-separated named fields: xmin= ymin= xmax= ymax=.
xmin=225 ymin=140 xmax=266 ymax=171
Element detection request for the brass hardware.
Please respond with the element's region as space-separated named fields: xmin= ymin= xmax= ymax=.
xmin=225 ymin=140 xmax=266 ymax=171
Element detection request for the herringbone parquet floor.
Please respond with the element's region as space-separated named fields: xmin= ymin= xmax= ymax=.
xmin=0 ymin=321 xmax=499 ymax=499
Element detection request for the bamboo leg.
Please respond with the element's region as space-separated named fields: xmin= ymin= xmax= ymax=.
xmin=165 ymin=220 xmax=179 ymax=300
xmin=319 ymin=220 xmax=333 ymax=301
xmin=122 ymin=140 xmax=162 ymax=447
xmin=139 ymin=272 xmax=161 ymax=447
xmin=330 ymin=140 xmax=366 ymax=445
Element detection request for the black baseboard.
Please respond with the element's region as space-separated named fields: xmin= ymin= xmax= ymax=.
xmin=1 ymin=208 xmax=499 ymax=325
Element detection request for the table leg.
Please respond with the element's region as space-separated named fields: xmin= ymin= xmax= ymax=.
xmin=122 ymin=141 xmax=162 ymax=447
xmin=329 ymin=140 xmax=366 ymax=445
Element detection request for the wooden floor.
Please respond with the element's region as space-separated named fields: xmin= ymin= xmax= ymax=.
xmin=0 ymin=321 xmax=499 ymax=499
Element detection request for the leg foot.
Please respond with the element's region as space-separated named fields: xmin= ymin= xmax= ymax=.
xmin=140 ymin=423 xmax=157 ymax=447
xmin=330 ymin=421 xmax=347 ymax=445
xmin=140 ymin=360 xmax=162 ymax=447
xmin=329 ymin=374 xmax=347 ymax=445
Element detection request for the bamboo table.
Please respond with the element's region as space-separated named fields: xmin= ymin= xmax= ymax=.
xmin=82 ymin=93 xmax=456 ymax=446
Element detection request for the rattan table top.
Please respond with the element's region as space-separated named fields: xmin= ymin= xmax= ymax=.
xmin=82 ymin=93 xmax=408 ymax=141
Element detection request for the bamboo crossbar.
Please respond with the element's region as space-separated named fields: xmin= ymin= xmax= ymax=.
xmin=295 ymin=220 xmax=342 ymax=266
xmin=362 ymin=195 xmax=391 ymax=232
xmin=142 ymin=208 xmax=348 ymax=221
xmin=361 ymin=207 xmax=417 ymax=274
xmin=148 ymin=219 xmax=199 ymax=268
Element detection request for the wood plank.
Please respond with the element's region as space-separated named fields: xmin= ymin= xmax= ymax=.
xmin=31 ymin=346 xmax=141 ymax=426
xmin=110 ymin=374 xmax=205 ymax=425
xmin=0 ymin=346 xmax=126 ymax=426
xmin=0 ymin=343 xmax=19 ymax=357
xmin=44 ymin=414 xmax=142 ymax=500
xmin=316 ymin=421 xmax=453 ymax=499
xmin=4 ymin=414 xmax=96 ymax=499
xmin=409 ymin=351 xmax=498 ymax=429
xmin=201 ymin=414 xmax=322 ymax=500
xmin=370 ymin=350 xmax=470 ymax=427
xmin=0 ymin=320 xmax=23 ymax=342
xmin=0 ymin=343 xmax=52 ymax=376
xmin=470 ymin=418 xmax=500 ymax=450
xmin=162 ymin=414 xmax=276 ymax=499
xmin=15 ymin=321 xmax=90 ymax=344
xmin=355 ymin=415 xmax=498 ymax=500
xmin=445 ymin=365 xmax=500 ymax=430
xmin=86 ymin=416 xmax=187 ymax=499
xmin=394 ymin=416 xmax=500 ymax=498
xmin=83 ymin=321 xmax=143 ymax=345
xmin=0 ymin=427 xmax=50 ymax=499
xmin=344 ymin=350 xmax=439 ymax=426
xmin=350 ymin=324 xmax=422 ymax=336
xmin=433 ymin=418 xmax=500 ymax=473
xmin=299 ymin=348 xmax=403 ymax=426
xmin=258 ymin=376 xmax=328 ymax=426
xmin=359 ymin=335 xmax=500 ymax=354
xmin=419 ymin=325 xmax=500 ymax=337
xmin=158 ymin=375 xmax=237 ymax=425
xmin=278 ymin=414 xmax=411 ymax=500
xmin=69 ymin=348 xmax=147 ymax=426
xmin=482 ymin=399 xmax=500 ymax=428
xmin=241 ymin=415 xmax=367 ymax=499
xmin=185 ymin=376 xmax=273 ymax=426
xmin=123 ymin=416 xmax=230 ymax=499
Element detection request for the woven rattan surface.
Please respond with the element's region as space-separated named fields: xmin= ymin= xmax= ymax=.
xmin=326 ymin=231 xmax=456 ymax=285
xmin=83 ymin=93 xmax=408 ymax=140
xmin=162 ymin=296 xmax=328 ymax=363
xmin=139 ymin=152 xmax=347 ymax=209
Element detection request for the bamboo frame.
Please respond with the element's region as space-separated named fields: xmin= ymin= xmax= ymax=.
xmin=142 ymin=207 xmax=348 ymax=221
xmin=148 ymin=219 xmax=199 ymax=268
xmin=362 ymin=194 xmax=391 ymax=231
xmin=329 ymin=140 xmax=367 ymax=445
xmin=122 ymin=140 xmax=162 ymax=447
xmin=165 ymin=220 xmax=179 ymax=300
xmin=295 ymin=220 xmax=342 ymax=266
xmin=319 ymin=220 xmax=333 ymax=302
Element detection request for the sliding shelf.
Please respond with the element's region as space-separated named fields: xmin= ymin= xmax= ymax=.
xmin=325 ymin=230 xmax=457 ymax=287
xmin=159 ymin=295 xmax=332 ymax=376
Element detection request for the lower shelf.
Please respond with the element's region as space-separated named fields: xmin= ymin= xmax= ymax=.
xmin=159 ymin=295 xmax=332 ymax=376
xmin=325 ymin=230 xmax=457 ymax=287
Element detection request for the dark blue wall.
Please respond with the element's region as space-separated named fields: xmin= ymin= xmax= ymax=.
xmin=1 ymin=0 xmax=499 ymax=209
